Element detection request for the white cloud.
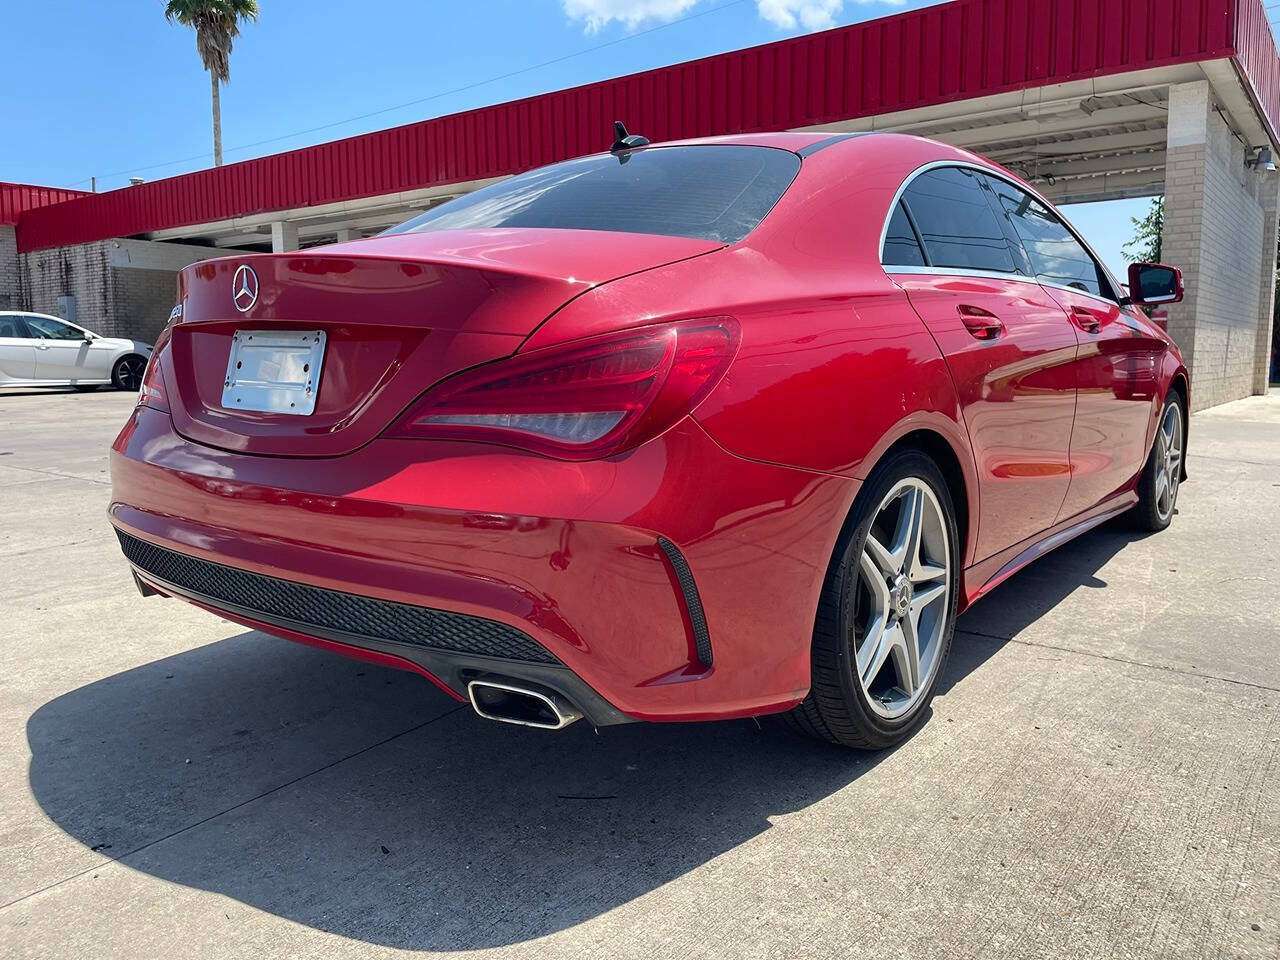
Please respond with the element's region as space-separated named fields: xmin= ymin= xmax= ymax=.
xmin=562 ymin=0 xmax=701 ymax=33
xmin=755 ymin=1 xmax=907 ymax=31
xmin=562 ymin=0 xmax=910 ymax=35
xmin=755 ymin=0 xmax=844 ymax=30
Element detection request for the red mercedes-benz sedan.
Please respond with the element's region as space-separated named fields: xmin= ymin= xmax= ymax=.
xmin=110 ymin=131 xmax=1188 ymax=749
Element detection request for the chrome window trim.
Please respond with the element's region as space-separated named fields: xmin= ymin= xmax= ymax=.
xmin=885 ymin=264 xmax=1037 ymax=284
xmin=879 ymin=159 xmax=1125 ymax=305
xmin=886 ymin=265 xmax=1129 ymax=312
xmin=1037 ymin=279 xmax=1128 ymax=310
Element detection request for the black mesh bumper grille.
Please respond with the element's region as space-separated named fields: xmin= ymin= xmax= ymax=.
xmin=115 ymin=530 xmax=559 ymax=664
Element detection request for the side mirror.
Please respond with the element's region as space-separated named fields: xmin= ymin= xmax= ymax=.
xmin=1127 ymin=262 xmax=1184 ymax=305
xmin=83 ymin=332 xmax=94 ymax=342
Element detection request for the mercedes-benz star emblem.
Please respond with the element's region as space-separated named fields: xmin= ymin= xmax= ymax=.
xmin=232 ymin=264 xmax=259 ymax=313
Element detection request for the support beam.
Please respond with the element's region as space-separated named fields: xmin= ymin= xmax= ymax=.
xmin=1040 ymin=173 xmax=1165 ymax=205
xmin=270 ymin=221 xmax=299 ymax=253
xmin=213 ymin=232 xmax=270 ymax=248
xmin=293 ymin=211 xmax=407 ymax=240
xmin=143 ymin=179 xmax=501 ymax=245
xmin=985 ymin=129 xmax=1168 ymax=167
xmin=1033 ymin=152 xmax=1167 ymax=180
xmin=1017 ymin=129 xmax=1169 ymax=157
xmin=335 ymin=227 xmax=360 ymax=243
xmin=937 ymin=104 xmax=1168 ymax=150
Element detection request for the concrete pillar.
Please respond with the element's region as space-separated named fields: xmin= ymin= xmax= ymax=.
xmin=1254 ymin=178 xmax=1279 ymax=393
xmin=335 ymin=227 xmax=360 ymax=243
xmin=1162 ymin=80 xmax=1271 ymax=410
xmin=270 ymin=221 xmax=299 ymax=253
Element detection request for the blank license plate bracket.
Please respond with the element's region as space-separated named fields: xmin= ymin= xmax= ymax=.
xmin=221 ymin=329 xmax=326 ymax=416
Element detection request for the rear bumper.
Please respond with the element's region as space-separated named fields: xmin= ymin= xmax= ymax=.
xmin=109 ymin=406 xmax=857 ymax=722
xmin=116 ymin=528 xmax=632 ymax=727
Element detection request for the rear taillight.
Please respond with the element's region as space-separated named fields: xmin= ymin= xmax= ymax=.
xmin=388 ymin=319 xmax=739 ymax=459
xmin=137 ymin=324 xmax=172 ymax=413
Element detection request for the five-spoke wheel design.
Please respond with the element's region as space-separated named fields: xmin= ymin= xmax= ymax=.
xmin=783 ymin=448 xmax=958 ymax=749
xmin=853 ymin=478 xmax=951 ymax=719
xmin=1153 ymin=400 xmax=1183 ymax=523
xmin=113 ymin=355 xmax=146 ymax=392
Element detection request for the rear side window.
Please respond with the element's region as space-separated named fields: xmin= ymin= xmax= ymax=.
xmin=385 ymin=146 xmax=801 ymax=245
xmin=986 ymin=176 xmax=1114 ymax=299
xmin=0 ymin=315 xmax=31 ymax=338
xmin=900 ymin=167 xmax=1017 ymax=274
xmin=882 ymin=201 xmax=926 ymax=267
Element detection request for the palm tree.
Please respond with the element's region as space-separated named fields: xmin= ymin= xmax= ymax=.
xmin=164 ymin=0 xmax=260 ymax=167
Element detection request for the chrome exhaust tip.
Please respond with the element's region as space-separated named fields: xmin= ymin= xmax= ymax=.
xmin=467 ymin=680 xmax=583 ymax=730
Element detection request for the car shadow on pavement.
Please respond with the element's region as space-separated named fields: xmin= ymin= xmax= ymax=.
xmin=0 ymin=388 xmax=115 ymax=398
xmin=943 ymin=515 xmax=1158 ymax=694
xmin=26 ymin=632 xmax=884 ymax=949
xmin=25 ymin=518 xmax=1150 ymax=950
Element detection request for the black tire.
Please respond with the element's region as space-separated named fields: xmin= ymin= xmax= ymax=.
xmin=1131 ymin=390 xmax=1186 ymax=532
xmin=72 ymin=385 xmax=100 ymax=393
xmin=112 ymin=355 xmax=146 ymax=392
xmin=781 ymin=448 xmax=960 ymax=750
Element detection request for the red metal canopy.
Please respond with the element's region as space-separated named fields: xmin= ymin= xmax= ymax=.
xmin=1 ymin=182 xmax=89 ymax=226
xmin=15 ymin=0 xmax=1278 ymax=252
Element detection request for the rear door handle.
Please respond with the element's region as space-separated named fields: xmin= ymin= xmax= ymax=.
xmin=1070 ymin=306 xmax=1101 ymax=334
xmin=957 ymin=304 xmax=1005 ymax=341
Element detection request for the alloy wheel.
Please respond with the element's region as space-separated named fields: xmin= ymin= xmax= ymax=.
xmin=1155 ymin=401 xmax=1183 ymax=522
xmin=116 ymin=356 xmax=146 ymax=392
xmin=853 ymin=478 xmax=952 ymax=720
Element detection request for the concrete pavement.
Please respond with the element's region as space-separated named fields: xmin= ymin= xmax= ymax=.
xmin=0 ymin=387 xmax=1276 ymax=959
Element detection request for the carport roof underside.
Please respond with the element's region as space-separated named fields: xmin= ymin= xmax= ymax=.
xmin=14 ymin=0 xmax=1280 ymax=252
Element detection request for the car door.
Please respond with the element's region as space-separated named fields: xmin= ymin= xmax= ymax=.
xmin=0 ymin=314 xmax=39 ymax=382
xmin=985 ymin=178 xmax=1165 ymax=522
xmin=25 ymin=314 xmax=96 ymax=381
xmin=885 ymin=166 xmax=1079 ymax=562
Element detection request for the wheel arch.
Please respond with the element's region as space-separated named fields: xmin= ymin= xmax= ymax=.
xmin=878 ymin=429 xmax=972 ymax=584
xmin=851 ymin=413 xmax=980 ymax=572
xmin=814 ymin=420 xmax=979 ymax=625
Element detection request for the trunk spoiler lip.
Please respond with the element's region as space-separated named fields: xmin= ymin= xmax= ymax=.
xmin=182 ymin=227 xmax=725 ymax=287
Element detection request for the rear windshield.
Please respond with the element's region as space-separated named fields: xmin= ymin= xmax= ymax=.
xmin=384 ymin=145 xmax=800 ymax=245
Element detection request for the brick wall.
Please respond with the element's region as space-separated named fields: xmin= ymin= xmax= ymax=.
xmin=103 ymin=240 xmax=224 ymax=340
xmin=1163 ymin=80 xmax=1277 ymax=410
xmin=18 ymin=241 xmax=113 ymax=331
xmin=13 ymin=239 xmax=225 ymax=340
xmin=113 ymin=267 xmax=180 ymax=342
xmin=0 ymin=226 xmax=18 ymax=309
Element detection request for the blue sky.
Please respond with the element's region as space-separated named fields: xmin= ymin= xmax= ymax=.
xmin=1 ymin=0 xmax=1150 ymax=274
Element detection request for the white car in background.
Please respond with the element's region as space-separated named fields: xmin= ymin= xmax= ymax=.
xmin=0 ymin=312 xmax=152 ymax=392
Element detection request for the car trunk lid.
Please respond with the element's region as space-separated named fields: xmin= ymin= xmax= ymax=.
xmin=165 ymin=228 xmax=721 ymax=458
